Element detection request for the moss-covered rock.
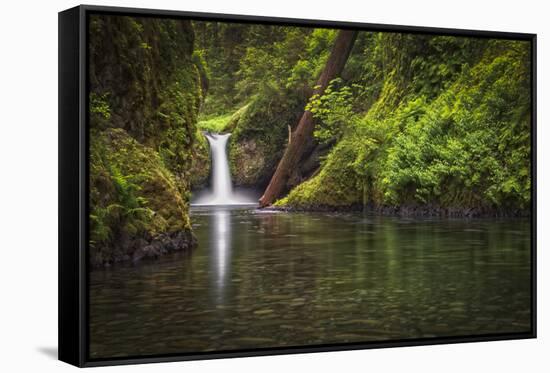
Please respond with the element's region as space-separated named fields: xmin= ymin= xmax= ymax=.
xmin=229 ymin=88 xmax=305 ymax=188
xmin=275 ymin=139 xmax=363 ymax=209
xmin=189 ymin=130 xmax=211 ymax=189
xmin=89 ymin=15 xmax=204 ymax=265
xmin=90 ymin=129 xmax=196 ymax=266
xmin=89 ymin=15 xmax=205 ymax=182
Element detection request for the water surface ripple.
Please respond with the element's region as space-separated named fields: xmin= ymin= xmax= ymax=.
xmin=90 ymin=207 xmax=531 ymax=358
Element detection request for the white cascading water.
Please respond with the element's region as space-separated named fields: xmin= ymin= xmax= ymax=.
xmin=193 ymin=133 xmax=256 ymax=206
xmin=208 ymin=133 xmax=233 ymax=204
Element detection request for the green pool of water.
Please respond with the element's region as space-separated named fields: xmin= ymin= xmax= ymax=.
xmin=89 ymin=207 xmax=531 ymax=358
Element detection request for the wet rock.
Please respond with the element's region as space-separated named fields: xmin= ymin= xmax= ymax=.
xmin=131 ymin=231 xmax=197 ymax=264
xmin=268 ymin=203 xmax=529 ymax=218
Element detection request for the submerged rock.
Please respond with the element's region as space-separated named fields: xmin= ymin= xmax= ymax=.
xmin=132 ymin=230 xmax=197 ymax=263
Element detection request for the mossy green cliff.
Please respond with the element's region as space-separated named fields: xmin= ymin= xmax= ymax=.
xmin=276 ymin=36 xmax=531 ymax=216
xmin=89 ymin=15 xmax=207 ymax=266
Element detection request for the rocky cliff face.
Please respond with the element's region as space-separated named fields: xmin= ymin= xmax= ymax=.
xmin=228 ymin=89 xmax=306 ymax=190
xmin=88 ymin=15 xmax=204 ymax=266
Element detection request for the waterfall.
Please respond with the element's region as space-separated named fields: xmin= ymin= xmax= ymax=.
xmin=208 ymin=133 xmax=233 ymax=204
xmin=193 ymin=133 xmax=256 ymax=206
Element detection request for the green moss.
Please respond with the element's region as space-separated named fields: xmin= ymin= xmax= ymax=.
xmin=229 ymin=88 xmax=305 ymax=187
xmin=189 ymin=130 xmax=211 ymax=188
xmin=90 ymin=129 xmax=192 ymax=265
xmin=380 ymin=43 xmax=531 ymax=209
xmin=89 ymin=15 xmax=203 ymax=264
xmin=275 ymin=140 xmax=363 ymax=208
xmin=224 ymin=104 xmax=249 ymax=132
xmin=89 ymin=92 xmax=111 ymax=120
xmin=197 ymin=113 xmax=233 ymax=132
xmin=89 ymin=15 xmax=202 ymax=182
xmin=278 ymin=38 xmax=531 ymax=213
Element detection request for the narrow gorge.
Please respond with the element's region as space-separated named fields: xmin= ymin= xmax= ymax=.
xmin=87 ymin=13 xmax=532 ymax=359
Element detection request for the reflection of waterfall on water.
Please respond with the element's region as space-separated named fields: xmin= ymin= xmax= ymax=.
xmin=212 ymin=209 xmax=230 ymax=295
xmin=192 ymin=133 xmax=257 ymax=206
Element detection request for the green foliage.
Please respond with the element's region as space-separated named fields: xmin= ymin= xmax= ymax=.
xmin=90 ymin=128 xmax=191 ymax=265
xmin=197 ymin=113 xmax=233 ymax=132
xmin=91 ymin=164 xmax=154 ymax=244
xmin=192 ymin=50 xmax=210 ymax=99
xmin=193 ymin=22 xmax=274 ymax=115
xmin=194 ymin=22 xmax=336 ymax=117
xmin=192 ymin=23 xmax=338 ymax=187
xmin=88 ymin=15 xmax=201 ymax=264
xmin=307 ymin=78 xmax=360 ymax=144
xmin=380 ymin=42 xmax=531 ymax=208
xmin=235 ymin=27 xmax=327 ymax=98
xmin=280 ymin=36 xmax=531 ymax=212
xmin=88 ymin=14 xmax=532 ymax=268
xmin=90 ymin=92 xmax=111 ymax=120
xmin=189 ymin=129 xmax=211 ymax=188
xmin=287 ymin=29 xmax=336 ymax=90
xmin=89 ymin=15 xmax=201 ymax=179
xmin=192 ymin=24 xmax=530 ymax=212
xmin=275 ymin=139 xmax=364 ymax=208
xmin=140 ymin=42 xmax=152 ymax=50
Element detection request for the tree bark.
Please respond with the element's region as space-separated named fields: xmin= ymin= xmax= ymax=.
xmin=258 ymin=29 xmax=358 ymax=207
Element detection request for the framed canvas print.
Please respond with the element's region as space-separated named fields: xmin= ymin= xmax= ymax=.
xmin=59 ymin=5 xmax=537 ymax=367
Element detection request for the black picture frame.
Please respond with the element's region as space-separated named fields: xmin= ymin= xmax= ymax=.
xmin=59 ymin=4 xmax=537 ymax=367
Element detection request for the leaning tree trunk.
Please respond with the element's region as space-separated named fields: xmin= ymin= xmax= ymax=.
xmin=258 ymin=29 xmax=358 ymax=207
